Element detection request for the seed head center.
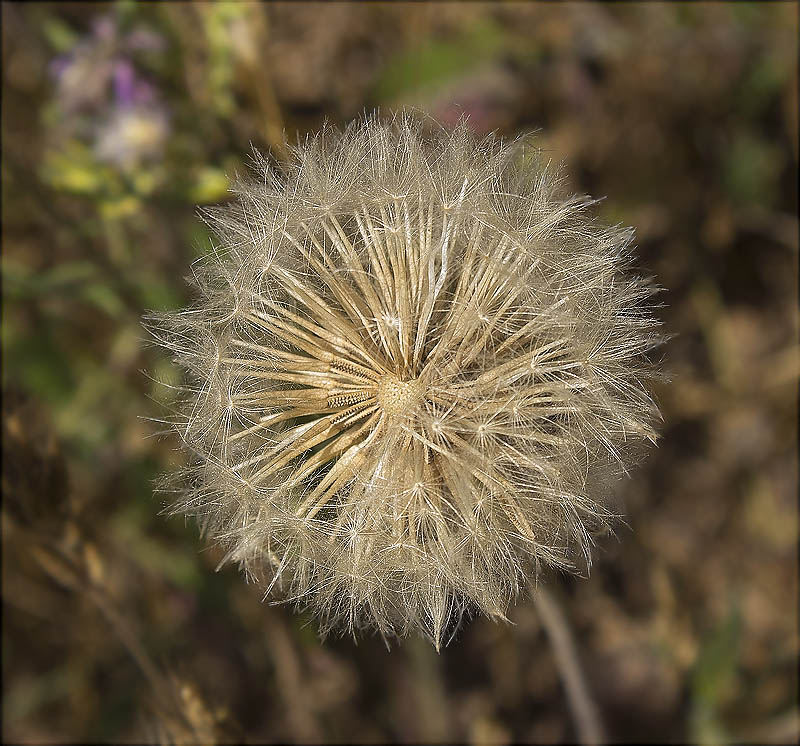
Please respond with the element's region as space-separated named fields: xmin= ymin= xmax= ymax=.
xmin=377 ymin=375 xmax=425 ymax=416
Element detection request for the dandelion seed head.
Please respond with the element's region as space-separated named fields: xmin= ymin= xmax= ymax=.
xmin=147 ymin=111 xmax=663 ymax=648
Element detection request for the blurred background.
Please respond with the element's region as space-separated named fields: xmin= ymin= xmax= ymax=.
xmin=2 ymin=2 xmax=797 ymax=743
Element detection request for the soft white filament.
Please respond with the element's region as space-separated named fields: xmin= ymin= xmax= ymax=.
xmin=147 ymin=112 xmax=662 ymax=648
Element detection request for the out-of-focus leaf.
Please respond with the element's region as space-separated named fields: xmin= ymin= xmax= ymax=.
xmin=2 ymin=258 xmax=34 ymax=300
xmin=38 ymin=261 xmax=99 ymax=289
xmin=109 ymin=323 xmax=143 ymax=370
xmin=738 ymin=53 xmax=790 ymax=117
xmin=111 ymin=502 xmax=204 ymax=591
xmin=40 ymin=16 xmax=79 ymax=53
xmin=723 ymin=132 xmax=781 ymax=207
xmin=3 ymin=260 xmax=104 ymax=301
xmin=100 ymin=196 xmax=142 ymax=221
xmin=189 ymin=166 xmax=229 ymax=204
xmin=132 ymin=168 xmax=165 ymax=197
xmin=202 ymin=3 xmax=251 ymax=119
xmin=186 ymin=220 xmax=218 ymax=258
xmin=373 ymin=20 xmax=505 ymax=102
xmin=40 ymin=145 xmax=111 ymax=196
xmin=689 ymin=604 xmax=742 ymax=746
xmin=2 ymin=668 xmax=75 ymax=726
xmin=692 ymin=607 xmax=741 ymax=703
xmin=5 ymin=331 xmax=76 ymax=403
xmin=81 ymin=282 xmax=126 ymax=318
xmin=133 ymin=270 xmax=184 ymax=312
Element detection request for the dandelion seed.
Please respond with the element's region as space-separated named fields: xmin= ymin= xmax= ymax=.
xmin=147 ymin=112 xmax=663 ymax=648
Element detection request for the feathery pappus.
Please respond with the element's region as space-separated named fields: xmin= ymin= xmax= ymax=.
xmin=147 ymin=112 xmax=663 ymax=648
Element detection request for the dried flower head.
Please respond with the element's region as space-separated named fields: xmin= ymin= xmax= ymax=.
xmin=148 ymin=112 xmax=662 ymax=648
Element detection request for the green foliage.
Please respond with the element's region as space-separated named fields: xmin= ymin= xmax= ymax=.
xmin=40 ymin=15 xmax=80 ymax=53
xmin=201 ymin=2 xmax=252 ymax=119
xmin=690 ymin=604 xmax=743 ymax=746
xmin=373 ymin=20 xmax=505 ymax=101
xmin=724 ymin=131 xmax=782 ymax=207
xmin=189 ymin=166 xmax=230 ymax=204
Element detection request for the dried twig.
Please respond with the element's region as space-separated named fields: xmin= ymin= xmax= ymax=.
xmin=535 ymin=584 xmax=606 ymax=746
